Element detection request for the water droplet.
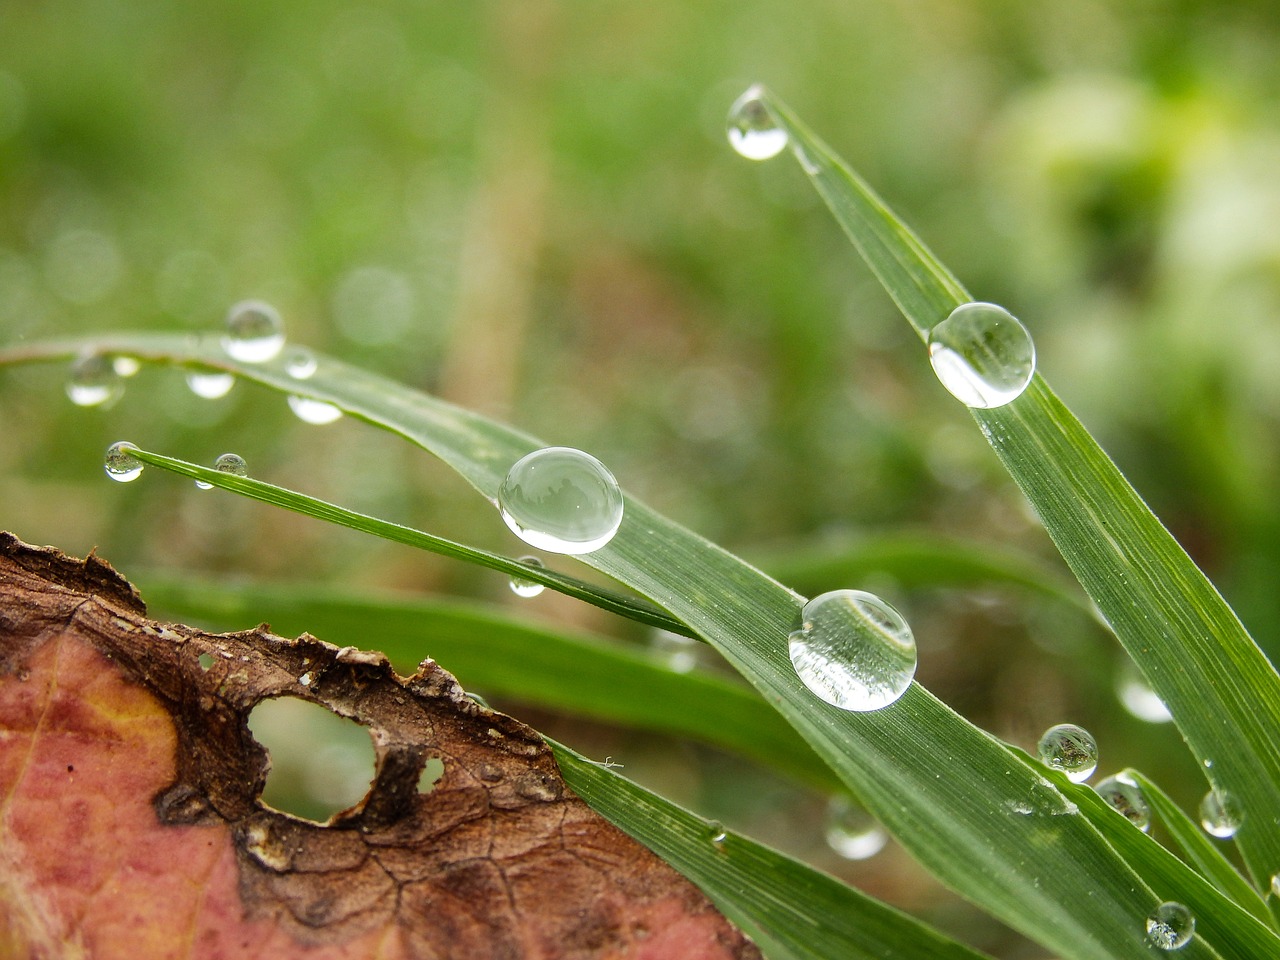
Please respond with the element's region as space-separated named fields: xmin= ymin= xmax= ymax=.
xmin=788 ymin=589 xmax=917 ymax=712
xmin=927 ymin=302 xmax=1035 ymax=409
xmin=707 ymin=820 xmax=727 ymax=845
xmin=1145 ymin=901 xmax=1194 ymax=951
xmin=222 ymin=299 xmax=285 ymax=363
xmin=498 ymin=446 xmax=624 ymax=555
xmin=1116 ymin=665 xmax=1173 ymax=723
xmin=1199 ymin=788 xmax=1243 ymax=839
xmin=104 ymin=441 xmax=143 ymax=483
xmin=651 ymin=630 xmax=699 ymax=673
xmin=185 ymin=369 xmax=235 ymax=399
xmin=509 ymin=556 xmax=546 ymax=598
xmin=195 ymin=452 xmax=248 ymax=490
xmin=1094 ymin=774 xmax=1150 ymax=832
xmin=1271 ymin=873 xmax=1280 ymax=898
xmin=825 ymin=796 xmax=888 ymax=860
xmin=726 ymin=84 xmax=787 ymax=161
xmin=66 ymin=353 xmax=123 ymax=407
xmin=284 ymin=347 xmax=318 ymax=379
xmin=111 ymin=355 xmax=141 ymax=377
xmin=1037 ymin=723 xmax=1098 ymax=783
xmin=287 ymin=394 xmax=343 ymax=425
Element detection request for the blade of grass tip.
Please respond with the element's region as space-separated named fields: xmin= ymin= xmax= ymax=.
xmin=125 ymin=445 xmax=692 ymax=638
xmin=1125 ymin=769 xmax=1274 ymax=926
xmin=551 ymin=741 xmax=996 ymax=960
xmin=135 ymin=575 xmax=842 ymax=793
xmin=762 ymin=89 xmax=1280 ymax=893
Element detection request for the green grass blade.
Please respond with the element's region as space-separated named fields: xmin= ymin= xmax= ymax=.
xmin=135 ymin=574 xmax=841 ymax=792
xmin=1125 ymin=769 xmax=1273 ymax=925
xmin=551 ymin=741 xmax=994 ymax=960
xmin=0 ymin=334 xmax=1218 ymax=960
xmin=764 ymin=91 xmax=1280 ymax=892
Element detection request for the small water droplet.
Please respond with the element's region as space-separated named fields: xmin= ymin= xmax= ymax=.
xmin=1037 ymin=723 xmax=1098 ymax=782
xmin=195 ymin=452 xmax=248 ymax=490
xmin=284 ymin=347 xmax=318 ymax=380
xmin=1094 ymin=774 xmax=1150 ymax=832
xmin=651 ymin=630 xmax=700 ymax=673
xmin=498 ymin=447 xmax=624 ymax=555
xmin=927 ymin=302 xmax=1035 ymax=408
xmin=1270 ymin=873 xmax=1280 ymax=898
xmin=508 ymin=556 xmax=546 ymax=598
xmin=185 ymin=369 xmax=235 ymax=399
xmin=726 ymin=85 xmax=787 ymax=160
xmin=788 ymin=589 xmax=916 ymax=712
xmin=111 ymin=355 xmax=141 ymax=377
xmin=222 ymin=299 xmax=285 ymax=363
xmin=197 ymin=652 xmax=216 ymax=672
xmin=104 ymin=441 xmax=144 ymax=483
xmin=1199 ymin=788 xmax=1243 ymax=839
xmin=1116 ymin=665 xmax=1173 ymax=723
xmin=287 ymin=394 xmax=343 ymax=425
xmin=708 ymin=820 xmax=727 ymax=845
xmin=66 ymin=353 xmax=123 ymax=407
xmin=1145 ymin=901 xmax=1194 ymax=951
xmin=824 ymin=796 xmax=888 ymax=860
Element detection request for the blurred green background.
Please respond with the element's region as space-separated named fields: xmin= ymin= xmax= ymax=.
xmin=3 ymin=1 xmax=1280 ymax=955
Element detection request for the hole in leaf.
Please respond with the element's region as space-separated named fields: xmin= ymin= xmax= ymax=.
xmin=418 ymin=756 xmax=445 ymax=794
xmin=247 ymin=696 xmax=378 ymax=824
xmin=197 ymin=652 xmax=215 ymax=671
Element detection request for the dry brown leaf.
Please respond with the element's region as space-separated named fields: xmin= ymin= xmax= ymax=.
xmin=0 ymin=533 xmax=761 ymax=960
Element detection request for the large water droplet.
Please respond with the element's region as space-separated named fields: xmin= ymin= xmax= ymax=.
xmin=1094 ymin=773 xmax=1150 ymax=832
xmin=284 ymin=347 xmax=318 ymax=380
xmin=824 ymin=796 xmax=888 ymax=861
xmin=196 ymin=452 xmax=248 ymax=490
xmin=1037 ymin=723 xmax=1098 ymax=783
xmin=498 ymin=447 xmax=624 ymax=555
xmin=287 ymin=394 xmax=343 ymax=425
xmin=1145 ymin=902 xmax=1194 ymax=951
xmin=104 ymin=441 xmax=143 ymax=483
xmin=509 ymin=556 xmax=546 ymax=598
xmin=185 ymin=369 xmax=235 ymax=399
xmin=788 ymin=589 xmax=916 ymax=712
xmin=927 ymin=302 xmax=1035 ymax=409
xmin=222 ymin=299 xmax=285 ymax=363
xmin=726 ymin=85 xmax=787 ymax=161
xmin=1199 ymin=788 xmax=1243 ymax=839
xmin=66 ymin=353 xmax=123 ymax=408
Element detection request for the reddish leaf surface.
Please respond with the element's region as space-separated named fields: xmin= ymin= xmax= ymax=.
xmin=0 ymin=534 xmax=761 ymax=960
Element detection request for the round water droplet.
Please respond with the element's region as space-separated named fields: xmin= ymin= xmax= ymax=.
xmin=284 ymin=347 xmax=318 ymax=380
xmin=1094 ymin=774 xmax=1150 ymax=832
xmin=1199 ymin=788 xmax=1243 ymax=839
xmin=1271 ymin=873 xmax=1280 ymax=898
xmin=222 ymin=299 xmax=285 ymax=363
xmin=196 ymin=452 xmax=248 ymax=490
xmin=66 ymin=353 xmax=123 ymax=408
xmin=509 ymin=556 xmax=546 ymax=598
xmin=825 ymin=796 xmax=888 ymax=861
xmin=1037 ymin=723 xmax=1098 ymax=783
xmin=111 ymin=355 xmax=141 ymax=377
xmin=1145 ymin=901 xmax=1194 ymax=951
xmin=788 ymin=589 xmax=917 ymax=712
xmin=287 ymin=394 xmax=343 ymax=425
xmin=104 ymin=441 xmax=143 ymax=483
xmin=1116 ymin=665 xmax=1173 ymax=723
xmin=726 ymin=85 xmax=787 ymax=161
xmin=498 ymin=447 xmax=624 ymax=555
xmin=927 ymin=302 xmax=1035 ymax=409
xmin=707 ymin=821 xmax=727 ymax=845
xmin=185 ymin=369 xmax=235 ymax=399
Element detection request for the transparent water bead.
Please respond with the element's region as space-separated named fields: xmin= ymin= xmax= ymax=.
xmin=726 ymin=85 xmax=787 ymax=161
xmin=284 ymin=347 xmax=318 ymax=380
xmin=104 ymin=441 xmax=144 ymax=483
xmin=287 ymin=395 xmax=343 ymax=425
xmin=708 ymin=821 xmax=727 ymax=846
xmin=1116 ymin=665 xmax=1173 ymax=723
xmin=1094 ymin=774 xmax=1150 ymax=832
xmin=509 ymin=556 xmax=546 ymax=598
xmin=185 ymin=369 xmax=235 ymax=399
xmin=196 ymin=452 xmax=248 ymax=490
xmin=1145 ymin=902 xmax=1195 ymax=951
xmin=66 ymin=353 xmax=123 ymax=408
xmin=1199 ymin=788 xmax=1243 ymax=839
xmin=825 ymin=796 xmax=888 ymax=861
xmin=927 ymin=302 xmax=1035 ymax=409
xmin=222 ymin=299 xmax=285 ymax=363
xmin=111 ymin=355 xmax=141 ymax=377
xmin=788 ymin=589 xmax=917 ymax=712
xmin=1036 ymin=723 xmax=1098 ymax=783
xmin=498 ymin=447 xmax=624 ymax=555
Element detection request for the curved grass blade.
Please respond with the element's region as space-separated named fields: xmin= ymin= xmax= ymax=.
xmin=135 ymin=574 xmax=841 ymax=792
xmin=122 ymin=445 xmax=691 ymax=637
xmin=551 ymin=741 xmax=995 ymax=960
xmin=762 ymin=90 xmax=1280 ymax=893
xmin=0 ymin=336 xmax=1214 ymax=960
